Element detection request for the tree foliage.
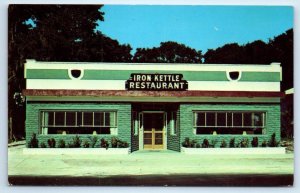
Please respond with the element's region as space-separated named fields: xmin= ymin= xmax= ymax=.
xmin=203 ymin=29 xmax=294 ymax=139
xmin=133 ymin=41 xmax=202 ymax=63
xmin=204 ymin=29 xmax=293 ymax=91
xmin=8 ymin=5 xmax=133 ymax=140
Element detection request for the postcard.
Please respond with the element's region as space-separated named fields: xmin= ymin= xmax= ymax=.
xmin=8 ymin=4 xmax=294 ymax=186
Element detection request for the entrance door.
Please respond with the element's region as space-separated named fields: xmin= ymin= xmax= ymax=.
xmin=143 ymin=113 xmax=165 ymax=149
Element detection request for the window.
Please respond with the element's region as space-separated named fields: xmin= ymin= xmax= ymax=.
xmin=193 ymin=111 xmax=265 ymax=135
xmin=170 ymin=111 xmax=177 ymax=135
xmin=40 ymin=110 xmax=117 ymax=135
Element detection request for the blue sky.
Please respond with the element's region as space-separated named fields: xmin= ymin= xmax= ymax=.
xmin=96 ymin=5 xmax=293 ymax=54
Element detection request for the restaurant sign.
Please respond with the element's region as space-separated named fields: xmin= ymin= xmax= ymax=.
xmin=125 ymin=73 xmax=188 ymax=91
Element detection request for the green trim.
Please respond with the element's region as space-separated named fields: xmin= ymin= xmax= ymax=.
xmin=83 ymin=70 xmax=228 ymax=81
xmin=26 ymin=69 xmax=281 ymax=82
xmin=27 ymin=69 xmax=69 ymax=79
xmin=240 ymin=72 xmax=280 ymax=82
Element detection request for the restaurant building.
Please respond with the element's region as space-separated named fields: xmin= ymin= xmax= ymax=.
xmin=23 ymin=59 xmax=283 ymax=151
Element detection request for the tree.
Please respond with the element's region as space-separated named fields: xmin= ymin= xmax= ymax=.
xmin=269 ymin=29 xmax=293 ymax=91
xmin=204 ymin=43 xmax=244 ymax=64
xmin=243 ymin=40 xmax=272 ymax=64
xmin=87 ymin=32 xmax=132 ymax=62
xmin=133 ymin=41 xmax=202 ymax=63
xmin=8 ymin=5 xmax=132 ymax=141
xmin=8 ymin=5 xmax=50 ymax=140
xmin=203 ymin=29 xmax=293 ymax=91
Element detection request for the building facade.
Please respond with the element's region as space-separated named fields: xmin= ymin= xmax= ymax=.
xmin=23 ymin=59 xmax=283 ymax=151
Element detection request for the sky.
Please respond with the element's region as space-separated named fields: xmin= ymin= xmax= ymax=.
xmin=96 ymin=5 xmax=293 ymax=54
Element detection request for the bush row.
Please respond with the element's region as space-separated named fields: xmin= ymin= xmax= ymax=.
xmin=28 ymin=134 xmax=129 ymax=148
xmin=182 ymin=133 xmax=280 ymax=148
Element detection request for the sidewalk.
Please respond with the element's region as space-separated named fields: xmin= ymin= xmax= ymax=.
xmin=8 ymin=145 xmax=294 ymax=177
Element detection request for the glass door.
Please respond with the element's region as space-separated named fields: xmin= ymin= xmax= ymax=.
xmin=143 ymin=113 xmax=164 ymax=149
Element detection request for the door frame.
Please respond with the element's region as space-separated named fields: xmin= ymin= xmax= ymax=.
xmin=138 ymin=111 xmax=167 ymax=150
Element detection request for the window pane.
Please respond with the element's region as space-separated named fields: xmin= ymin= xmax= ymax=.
xmin=229 ymin=127 xmax=244 ymax=135
xmin=83 ymin=112 xmax=93 ymax=126
xmin=66 ymin=112 xmax=76 ymax=126
xmin=243 ymin=113 xmax=252 ymax=127
xmin=55 ymin=112 xmax=65 ymax=126
xmin=233 ymin=113 xmax=242 ymax=126
xmin=100 ymin=127 xmax=110 ymax=134
xmin=100 ymin=112 xmax=105 ymax=126
xmin=196 ymin=127 xmax=214 ymax=134
xmin=104 ymin=112 xmax=111 ymax=126
xmin=206 ymin=112 xmax=215 ymax=126
xmin=254 ymin=113 xmax=263 ymax=126
xmin=227 ymin=113 xmax=232 ymax=127
xmin=155 ymin=139 xmax=163 ymax=145
xmin=94 ymin=112 xmax=104 ymax=126
xmin=46 ymin=112 xmax=54 ymax=126
xmin=93 ymin=127 xmax=111 ymax=134
xmin=77 ymin=112 xmax=82 ymax=126
xmin=195 ymin=112 xmax=205 ymax=126
xmin=217 ymin=113 xmax=226 ymax=126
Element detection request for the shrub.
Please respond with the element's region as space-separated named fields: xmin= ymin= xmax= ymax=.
xmin=100 ymin=138 xmax=109 ymax=149
xmin=268 ymin=133 xmax=280 ymax=147
xmin=201 ymin=139 xmax=209 ymax=148
xmin=40 ymin=142 xmax=47 ymax=148
xmin=83 ymin=140 xmax=90 ymax=148
xmin=73 ymin=135 xmax=82 ymax=148
xmin=210 ymin=139 xmax=218 ymax=148
xmin=111 ymin=137 xmax=118 ymax=148
xmin=251 ymin=137 xmax=259 ymax=147
xmin=220 ymin=140 xmax=227 ymax=148
xmin=58 ymin=139 xmax=66 ymax=148
xmin=67 ymin=142 xmax=72 ymax=148
xmin=118 ymin=140 xmax=129 ymax=148
xmin=110 ymin=137 xmax=129 ymax=148
xmin=240 ymin=138 xmax=249 ymax=148
xmin=29 ymin=133 xmax=39 ymax=148
xmin=261 ymin=140 xmax=267 ymax=147
xmin=182 ymin=138 xmax=199 ymax=148
xmin=229 ymin=138 xmax=235 ymax=148
xmin=68 ymin=135 xmax=82 ymax=148
xmin=196 ymin=143 xmax=201 ymax=148
xmin=182 ymin=137 xmax=191 ymax=147
xmin=47 ymin=138 xmax=56 ymax=148
xmin=88 ymin=136 xmax=98 ymax=148
xmin=190 ymin=139 xmax=197 ymax=148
